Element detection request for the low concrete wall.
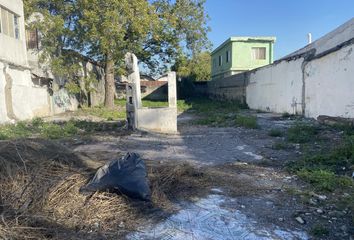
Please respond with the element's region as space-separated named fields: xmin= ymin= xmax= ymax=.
xmin=207 ymin=39 xmax=354 ymax=119
xmin=208 ymin=72 xmax=247 ymax=103
xmin=137 ymin=107 xmax=177 ymax=133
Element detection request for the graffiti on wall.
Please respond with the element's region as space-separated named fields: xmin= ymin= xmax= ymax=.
xmin=53 ymin=89 xmax=72 ymax=110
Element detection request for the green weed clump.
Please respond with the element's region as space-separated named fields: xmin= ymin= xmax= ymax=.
xmin=287 ymin=123 xmax=320 ymax=143
xmin=268 ymin=129 xmax=283 ymax=137
xmin=310 ymin=224 xmax=329 ymax=237
xmin=235 ymin=115 xmax=258 ymax=129
xmin=297 ymin=169 xmax=353 ymax=191
xmin=142 ymin=100 xmax=168 ymax=108
xmin=0 ymin=118 xmax=80 ymax=140
xmin=289 ymin=135 xmax=354 ymax=192
xmin=80 ymin=106 xmax=126 ymax=120
xmin=272 ymin=142 xmax=290 ymax=150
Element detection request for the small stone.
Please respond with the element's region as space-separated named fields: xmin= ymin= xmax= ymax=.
xmin=315 ymin=194 xmax=327 ymax=201
xmin=305 ymin=212 xmax=311 ymax=216
xmin=94 ymin=222 xmax=99 ymax=228
xmin=119 ymin=222 xmax=125 ymax=228
xmin=309 ymin=198 xmax=317 ymax=205
xmin=278 ymin=218 xmax=284 ymax=222
xmin=295 ymin=217 xmax=305 ymax=224
xmin=241 ymin=205 xmax=246 ymax=209
xmin=316 ymin=209 xmax=324 ymax=214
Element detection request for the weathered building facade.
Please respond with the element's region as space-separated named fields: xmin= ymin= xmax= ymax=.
xmin=0 ymin=0 xmax=50 ymax=123
xmin=0 ymin=0 xmax=106 ymax=124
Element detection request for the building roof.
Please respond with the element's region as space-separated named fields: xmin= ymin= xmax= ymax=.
xmin=211 ymin=36 xmax=276 ymax=55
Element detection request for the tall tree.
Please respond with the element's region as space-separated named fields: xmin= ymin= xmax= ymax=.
xmin=24 ymin=0 xmax=210 ymax=107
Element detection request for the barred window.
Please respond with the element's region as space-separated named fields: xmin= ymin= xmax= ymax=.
xmin=226 ymin=50 xmax=230 ymax=63
xmin=252 ymin=47 xmax=266 ymax=60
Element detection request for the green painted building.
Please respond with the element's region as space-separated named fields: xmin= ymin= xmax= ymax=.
xmin=211 ymin=37 xmax=276 ymax=80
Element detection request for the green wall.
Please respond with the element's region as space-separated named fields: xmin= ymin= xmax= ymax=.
xmin=232 ymin=41 xmax=273 ymax=70
xmin=211 ymin=38 xmax=275 ymax=79
xmin=211 ymin=42 xmax=232 ymax=78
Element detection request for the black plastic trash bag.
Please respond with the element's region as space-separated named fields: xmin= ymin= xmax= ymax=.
xmin=80 ymin=152 xmax=151 ymax=201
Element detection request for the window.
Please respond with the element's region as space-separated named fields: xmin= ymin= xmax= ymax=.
xmin=218 ymin=55 xmax=223 ymax=66
xmin=14 ymin=15 xmax=19 ymax=39
xmin=26 ymin=29 xmax=39 ymax=49
xmin=226 ymin=50 xmax=231 ymax=63
xmin=252 ymin=47 xmax=266 ymax=60
xmin=0 ymin=6 xmax=20 ymax=39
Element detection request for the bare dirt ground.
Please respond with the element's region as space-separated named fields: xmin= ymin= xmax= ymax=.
xmin=1 ymin=108 xmax=352 ymax=239
xmin=58 ymin=111 xmax=352 ymax=239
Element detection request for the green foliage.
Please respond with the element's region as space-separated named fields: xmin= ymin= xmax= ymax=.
xmin=272 ymin=142 xmax=290 ymax=150
xmin=173 ymin=52 xmax=211 ymax=82
xmin=0 ymin=119 xmax=79 ymax=140
xmin=142 ymin=100 xmax=169 ymax=108
xmin=288 ymin=134 xmax=354 ymax=192
xmin=25 ymin=0 xmax=210 ymax=76
xmin=0 ymin=122 xmax=32 ymax=140
xmin=287 ymin=123 xmax=320 ymax=143
xmin=177 ymin=100 xmax=192 ymax=112
xmin=25 ymin=0 xmax=210 ymax=107
xmin=297 ymin=169 xmax=353 ymax=191
xmin=268 ymin=129 xmax=283 ymax=137
xmin=40 ymin=123 xmax=63 ymax=139
xmin=235 ymin=115 xmax=259 ymax=129
xmin=80 ymin=106 xmax=126 ymax=120
xmin=289 ymin=135 xmax=354 ymax=174
xmin=310 ymin=224 xmax=329 ymax=237
xmin=174 ymin=97 xmax=247 ymax=127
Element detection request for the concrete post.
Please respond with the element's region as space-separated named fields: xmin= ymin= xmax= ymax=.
xmin=168 ymin=71 xmax=177 ymax=108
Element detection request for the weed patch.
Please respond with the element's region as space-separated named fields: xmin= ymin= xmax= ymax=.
xmin=287 ymin=123 xmax=320 ymax=143
xmin=80 ymin=106 xmax=126 ymax=120
xmin=142 ymin=100 xmax=169 ymax=108
xmin=235 ymin=115 xmax=258 ymax=129
xmin=268 ymin=129 xmax=283 ymax=137
xmin=272 ymin=142 xmax=290 ymax=150
xmin=0 ymin=118 xmax=81 ymax=140
xmin=310 ymin=224 xmax=329 ymax=237
xmin=297 ymin=169 xmax=353 ymax=191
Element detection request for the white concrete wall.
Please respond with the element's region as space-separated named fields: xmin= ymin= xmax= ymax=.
xmin=0 ymin=62 xmax=9 ymax=123
xmin=305 ymin=44 xmax=354 ymax=118
xmin=246 ymin=58 xmax=304 ymax=114
xmin=0 ymin=0 xmax=28 ymax=66
xmin=137 ymin=107 xmax=177 ymax=134
xmin=0 ymin=63 xmax=51 ymax=123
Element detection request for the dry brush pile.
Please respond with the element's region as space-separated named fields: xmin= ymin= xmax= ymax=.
xmin=0 ymin=139 xmax=214 ymax=239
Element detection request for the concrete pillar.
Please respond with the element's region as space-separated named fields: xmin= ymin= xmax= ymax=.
xmin=168 ymin=71 xmax=177 ymax=108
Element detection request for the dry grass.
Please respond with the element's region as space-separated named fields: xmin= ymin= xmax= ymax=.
xmin=0 ymin=140 xmax=215 ymax=239
xmin=0 ymin=139 xmax=265 ymax=239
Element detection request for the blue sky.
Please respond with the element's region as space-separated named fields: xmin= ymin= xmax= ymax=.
xmin=205 ymin=0 xmax=354 ymax=60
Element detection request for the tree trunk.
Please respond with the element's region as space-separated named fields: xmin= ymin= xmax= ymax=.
xmin=104 ymin=53 xmax=115 ymax=109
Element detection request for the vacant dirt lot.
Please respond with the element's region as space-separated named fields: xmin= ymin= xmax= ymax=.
xmin=0 ymin=99 xmax=353 ymax=239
